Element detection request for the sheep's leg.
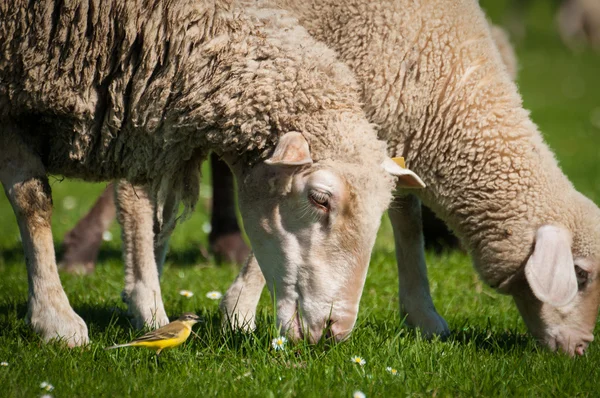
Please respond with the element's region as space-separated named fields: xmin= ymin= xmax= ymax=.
xmin=59 ymin=183 xmax=116 ymax=274
xmin=116 ymin=180 xmax=169 ymax=329
xmin=209 ymin=153 xmax=250 ymax=264
xmin=220 ymin=254 xmax=265 ymax=331
xmin=0 ymin=129 xmax=88 ymax=346
xmin=389 ymin=193 xmax=450 ymax=338
xmin=153 ymin=189 xmax=178 ymax=277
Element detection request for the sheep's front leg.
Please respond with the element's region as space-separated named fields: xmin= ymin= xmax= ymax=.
xmin=389 ymin=193 xmax=449 ymax=338
xmin=220 ymin=254 xmax=265 ymax=331
xmin=116 ymin=181 xmax=169 ymax=329
xmin=0 ymin=130 xmax=88 ymax=346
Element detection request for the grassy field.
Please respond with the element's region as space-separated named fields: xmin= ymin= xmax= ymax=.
xmin=1 ymin=1 xmax=600 ymax=396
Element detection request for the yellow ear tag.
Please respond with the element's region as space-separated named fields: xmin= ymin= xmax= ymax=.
xmin=392 ymin=157 xmax=406 ymax=168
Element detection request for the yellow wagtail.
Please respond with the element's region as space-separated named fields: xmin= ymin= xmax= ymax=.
xmin=105 ymin=312 xmax=201 ymax=355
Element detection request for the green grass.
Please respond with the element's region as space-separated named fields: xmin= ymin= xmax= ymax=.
xmin=1 ymin=1 xmax=600 ymax=396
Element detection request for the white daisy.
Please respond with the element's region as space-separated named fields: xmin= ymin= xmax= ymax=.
xmin=40 ymin=381 xmax=54 ymax=392
xmin=206 ymin=291 xmax=222 ymax=300
xmin=353 ymin=391 xmax=366 ymax=398
xmin=179 ymin=290 xmax=194 ymax=298
xmin=271 ymin=336 xmax=287 ymax=351
xmin=202 ymin=221 xmax=212 ymax=234
xmin=386 ymin=366 xmax=399 ymax=376
xmin=102 ymin=231 xmax=113 ymax=242
xmin=350 ymin=356 xmax=366 ymax=366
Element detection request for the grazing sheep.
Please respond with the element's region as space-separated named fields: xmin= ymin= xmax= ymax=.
xmin=55 ymin=21 xmax=518 ymax=271
xmin=0 ymin=0 xmax=424 ymax=346
xmin=224 ymin=0 xmax=600 ymax=355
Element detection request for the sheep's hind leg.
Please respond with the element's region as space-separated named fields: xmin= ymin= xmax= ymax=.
xmin=209 ymin=153 xmax=250 ymax=265
xmin=59 ymin=183 xmax=116 ymax=274
xmin=0 ymin=128 xmax=88 ymax=346
xmin=116 ymin=181 xmax=169 ymax=329
xmin=153 ymin=188 xmax=178 ymax=278
xmin=221 ymin=254 xmax=265 ymax=332
xmin=389 ymin=194 xmax=450 ymax=338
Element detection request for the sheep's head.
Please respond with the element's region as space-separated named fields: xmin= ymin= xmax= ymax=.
xmin=510 ymin=193 xmax=600 ymax=356
xmin=234 ymin=132 xmax=424 ymax=343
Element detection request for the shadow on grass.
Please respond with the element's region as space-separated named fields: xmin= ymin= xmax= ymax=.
xmin=445 ymin=325 xmax=535 ymax=354
xmin=75 ymin=304 xmax=133 ymax=333
xmin=0 ymin=300 xmax=131 ymax=336
xmin=1 ymin=244 xmax=211 ymax=268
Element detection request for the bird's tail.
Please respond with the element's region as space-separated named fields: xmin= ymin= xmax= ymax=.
xmin=105 ymin=343 xmax=133 ymax=350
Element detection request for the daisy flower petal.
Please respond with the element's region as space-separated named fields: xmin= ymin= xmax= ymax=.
xmin=350 ymin=356 xmax=366 ymax=366
xmin=40 ymin=381 xmax=54 ymax=392
xmin=353 ymin=391 xmax=366 ymax=398
xmin=0 ymin=362 xmax=7 ymax=367
xmin=179 ymin=290 xmax=194 ymax=298
xmin=386 ymin=366 xmax=398 ymax=375
xmin=271 ymin=336 xmax=287 ymax=351
xmin=206 ymin=291 xmax=222 ymax=300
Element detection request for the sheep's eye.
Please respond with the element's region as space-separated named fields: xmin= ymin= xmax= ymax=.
xmin=575 ymin=265 xmax=589 ymax=287
xmin=308 ymin=190 xmax=331 ymax=211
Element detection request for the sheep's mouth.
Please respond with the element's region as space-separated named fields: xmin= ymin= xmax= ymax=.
xmin=545 ymin=329 xmax=594 ymax=356
xmin=288 ymin=303 xmax=303 ymax=341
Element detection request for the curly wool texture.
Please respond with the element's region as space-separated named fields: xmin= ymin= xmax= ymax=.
xmin=0 ymin=0 xmax=392 ymax=214
xmin=268 ymin=0 xmax=600 ymax=288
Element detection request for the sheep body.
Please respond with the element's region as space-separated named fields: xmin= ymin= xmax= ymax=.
xmin=0 ymin=0 xmax=401 ymax=345
xmin=0 ymin=0 xmax=387 ymax=210
xmin=227 ymin=0 xmax=600 ymax=354
xmin=282 ymin=0 xmax=573 ymax=288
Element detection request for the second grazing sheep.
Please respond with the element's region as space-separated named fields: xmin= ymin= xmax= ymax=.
xmin=0 ymin=0 xmax=422 ymax=346
xmin=223 ymin=0 xmax=600 ymax=355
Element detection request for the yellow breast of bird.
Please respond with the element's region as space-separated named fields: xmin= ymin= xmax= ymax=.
xmin=130 ymin=322 xmax=192 ymax=351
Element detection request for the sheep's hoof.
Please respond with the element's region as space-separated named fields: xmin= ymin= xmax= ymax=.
xmin=403 ymin=310 xmax=450 ymax=340
xmin=219 ymin=301 xmax=256 ymax=333
xmin=28 ymin=299 xmax=89 ymax=347
xmin=125 ymin=285 xmax=170 ymax=330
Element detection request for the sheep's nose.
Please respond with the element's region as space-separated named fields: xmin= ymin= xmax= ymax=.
xmin=575 ymin=343 xmax=588 ymax=356
xmin=574 ymin=335 xmax=593 ymax=356
xmin=308 ymin=319 xmax=353 ymax=343
xmin=557 ymin=332 xmax=593 ymax=356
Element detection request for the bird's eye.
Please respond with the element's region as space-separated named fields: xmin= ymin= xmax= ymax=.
xmin=308 ymin=190 xmax=331 ymax=212
xmin=575 ymin=265 xmax=589 ymax=287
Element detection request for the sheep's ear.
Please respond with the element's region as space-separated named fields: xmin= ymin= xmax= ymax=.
xmin=382 ymin=157 xmax=426 ymax=188
xmin=265 ymin=132 xmax=313 ymax=167
xmin=525 ymin=225 xmax=578 ymax=307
